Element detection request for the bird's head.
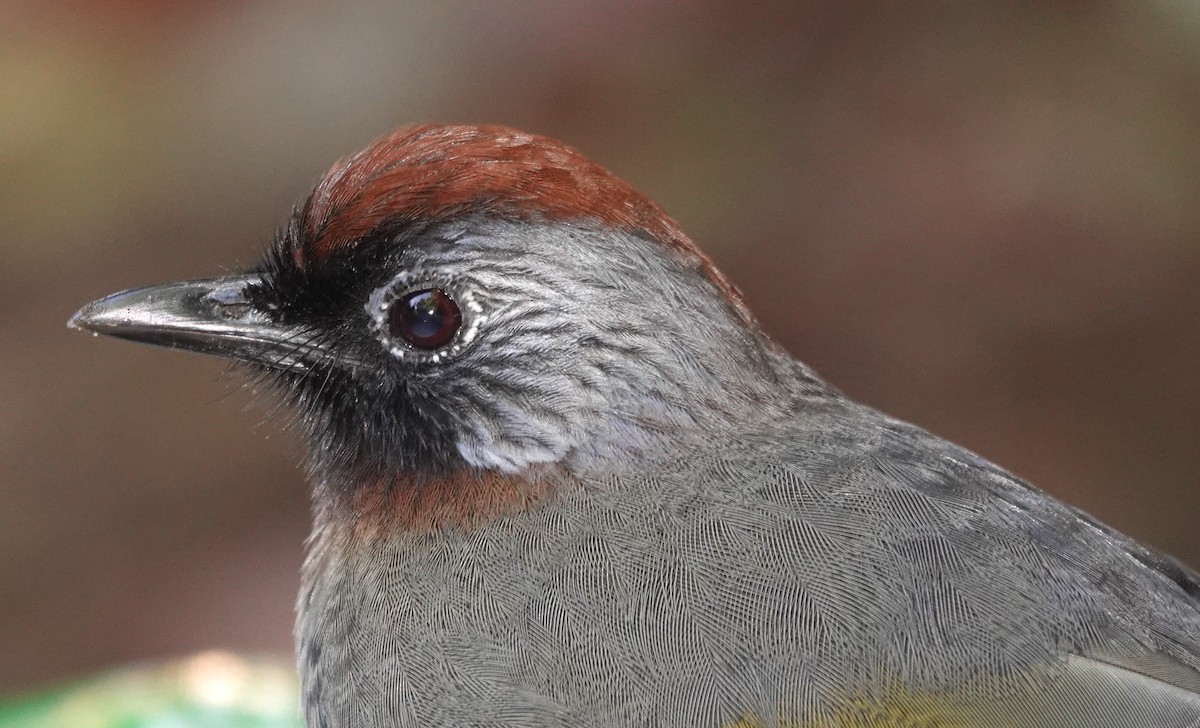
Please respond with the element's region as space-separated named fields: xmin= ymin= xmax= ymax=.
xmin=71 ymin=124 xmax=818 ymax=529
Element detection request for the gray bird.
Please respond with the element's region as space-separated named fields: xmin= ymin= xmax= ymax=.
xmin=71 ymin=124 xmax=1200 ymax=727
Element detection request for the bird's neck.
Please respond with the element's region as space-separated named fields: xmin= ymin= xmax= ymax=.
xmin=307 ymin=464 xmax=564 ymax=538
xmin=295 ymin=463 xmax=575 ymax=725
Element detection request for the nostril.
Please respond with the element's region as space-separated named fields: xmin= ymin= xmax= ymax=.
xmin=207 ymin=284 xmax=254 ymax=320
xmin=215 ymin=301 xmax=252 ymax=319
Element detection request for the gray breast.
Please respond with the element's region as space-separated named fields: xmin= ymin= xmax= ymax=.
xmin=297 ymin=409 xmax=1200 ymax=727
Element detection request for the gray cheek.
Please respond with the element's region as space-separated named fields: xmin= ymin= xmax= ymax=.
xmin=454 ymin=428 xmax=568 ymax=472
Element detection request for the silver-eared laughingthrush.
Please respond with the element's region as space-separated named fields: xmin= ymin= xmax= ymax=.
xmin=71 ymin=124 xmax=1200 ymax=727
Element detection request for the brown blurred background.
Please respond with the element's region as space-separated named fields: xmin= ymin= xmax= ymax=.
xmin=2 ymin=0 xmax=1198 ymax=696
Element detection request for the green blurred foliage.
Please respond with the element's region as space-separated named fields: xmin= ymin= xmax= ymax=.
xmin=0 ymin=653 xmax=299 ymax=728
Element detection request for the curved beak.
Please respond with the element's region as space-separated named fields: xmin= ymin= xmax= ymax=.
xmin=69 ymin=275 xmax=327 ymax=372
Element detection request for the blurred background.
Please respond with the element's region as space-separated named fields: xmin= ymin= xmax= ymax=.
xmin=2 ymin=0 xmax=1198 ymax=696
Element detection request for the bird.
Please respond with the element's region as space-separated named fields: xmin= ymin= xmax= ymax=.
xmin=70 ymin=123 xmax=1200 ymax=728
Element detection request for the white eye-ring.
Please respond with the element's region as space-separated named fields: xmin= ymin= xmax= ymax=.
xmin=366 ymin=271 xmax=485 ymax=364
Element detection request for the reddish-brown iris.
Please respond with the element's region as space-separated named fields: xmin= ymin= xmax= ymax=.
xmin=388 ymin=288 xmax=461 ymax=350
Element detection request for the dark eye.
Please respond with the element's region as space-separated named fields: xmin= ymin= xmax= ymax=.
xmin=388 ymin=288 xmax=462 ymax=350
